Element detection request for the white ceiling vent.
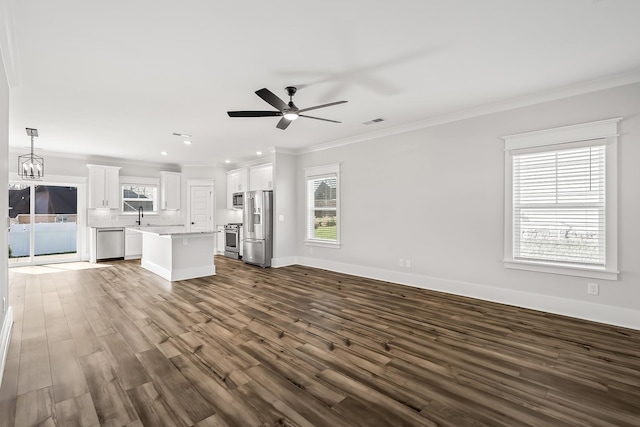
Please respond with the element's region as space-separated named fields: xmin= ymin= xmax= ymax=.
xmin=363 ymin=118 xmax=385 ymax=125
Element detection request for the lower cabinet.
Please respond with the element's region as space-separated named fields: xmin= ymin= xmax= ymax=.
xmin=216 ymin=225 xmax=225 ymax=254
xmin=125 ymin=229 xmax=142 ymax=259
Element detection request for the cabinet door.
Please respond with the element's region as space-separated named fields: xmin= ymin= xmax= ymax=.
xmin=104 ymin=167 xmax=121 ymax=209
xmin=125 ymin=233 xmax=142 ymax=258
xmin=88 ymin=167 xmax=106 ymax=208
xmin=161 ymin=172 xmax=181 ymax=210
xmin=87 ymin=165 xmax=121 ymax=209
xmin=238 ymin=169 xmax=248 ymax=192
xmin=249 ymin=164 xmax=273 ymax=191
xmin=216 ymin=225 xmax=225 ymax=253
xmin=263 ymin=164 xmax=273 ymax=189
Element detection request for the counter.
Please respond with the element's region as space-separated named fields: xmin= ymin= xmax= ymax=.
xmin=131 ymin=227 xmax=216 ymax=281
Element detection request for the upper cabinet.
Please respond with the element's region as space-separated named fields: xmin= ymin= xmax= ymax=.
xmin=87 ymin=164 xmax=121 ymax=209
xmin=161 ymin=171 xmax=181 ymax=210
xmin=226 ymin=164 xmax=273 ymax=209
xmin=227 ymin=168 xmax=248 ymax=193
xmin=249 ymin=163 xmax=273 ymax=191
xmin=226 ymin=168 xmax=249 ymax=209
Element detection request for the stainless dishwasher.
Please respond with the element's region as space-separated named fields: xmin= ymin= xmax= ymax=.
xmin=96 ymin=227 xmax=125 ymax=261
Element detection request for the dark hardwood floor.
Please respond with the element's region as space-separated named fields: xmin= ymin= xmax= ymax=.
xmin=1 ymin=256 xmax=639 ymax=426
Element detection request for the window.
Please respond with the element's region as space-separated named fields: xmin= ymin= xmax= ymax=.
xmin=503 ymin=118 xmax=620 ymax=280
xmin=121 ymin=177 xmax=159 ymax=214
xmin=305 ymin=164 xmax=340 ymax=246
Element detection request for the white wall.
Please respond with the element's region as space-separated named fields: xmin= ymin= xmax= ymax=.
xmin=295 ymin=82 xmax=640 ymax=329
xmin=272 ymin=151 xmax=297 ymax=266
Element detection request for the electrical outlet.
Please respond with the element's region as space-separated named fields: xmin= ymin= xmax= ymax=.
xmin=399 ymin=259 xmax=404 ymax=268
xmin=2 ymin=297 xmax=5 ymax=312
xmin=405 ymin=259 xmax=412 ymax=268
xmin=587 ymin=282 xmax=599 ymax=295
xmin=309 ymin=247 xmax=313 ymax=254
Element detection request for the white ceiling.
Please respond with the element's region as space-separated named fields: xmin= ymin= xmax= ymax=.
xmin=2 ymin=0 xmax=640 ymax=167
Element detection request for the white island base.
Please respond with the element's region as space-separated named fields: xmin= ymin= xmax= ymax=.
xmin=139 ymin=228 xmax=216 ymax=281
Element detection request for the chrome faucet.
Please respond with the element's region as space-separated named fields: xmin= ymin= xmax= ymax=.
xmin=136 ymin=206 xmax=144 ymax=225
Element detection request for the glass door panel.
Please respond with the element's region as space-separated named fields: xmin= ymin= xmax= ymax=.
xmin=8 ymin=184 xmax=31 ymax=264
xmin=34 ymin=185 xmax=78 ymax=261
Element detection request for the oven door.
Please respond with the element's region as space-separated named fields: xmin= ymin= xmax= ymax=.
xmin=225 ymin=229 xmax=239 ymax=252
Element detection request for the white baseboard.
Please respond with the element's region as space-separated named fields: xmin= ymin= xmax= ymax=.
xmin=296 ymin=257 xmax=640 ymax=331
xmin=0 ymin=306 xmax=13 ymax=388
xmin=272 ymin=256 xmax=298 ymax=268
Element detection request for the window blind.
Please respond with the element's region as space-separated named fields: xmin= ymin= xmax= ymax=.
xmin=306 ymin=174 xmax=338 ymax=241
xmin=513 ymin=144 xmax=605 ymax=266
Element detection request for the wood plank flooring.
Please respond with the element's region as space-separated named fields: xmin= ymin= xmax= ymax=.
xmin=1 ymin=256 xmax=640 ymax=426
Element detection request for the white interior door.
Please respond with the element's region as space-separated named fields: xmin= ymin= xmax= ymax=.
xmin=189 ymin=185 xmax=213 ymax=232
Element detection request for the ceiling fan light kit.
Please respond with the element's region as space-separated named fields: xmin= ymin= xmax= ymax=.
xmin=227 ymin=86 xmax=347 ymax=130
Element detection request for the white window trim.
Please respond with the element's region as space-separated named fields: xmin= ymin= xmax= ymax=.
xmin=120 ymin=176 xmax=160 ymax=215
xmin=502 ymin=118 xmax=620 ymax=280
xmin=304 ymin=163 xmax=341 ymax=248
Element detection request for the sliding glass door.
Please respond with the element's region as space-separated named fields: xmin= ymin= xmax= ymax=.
xmin=8 ymin=184 xmax=31 ymax=263
xmin=8 ymin=182 xmax=79 ymax=265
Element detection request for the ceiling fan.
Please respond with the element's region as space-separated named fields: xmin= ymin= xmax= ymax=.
xmin=227 ymin=86 xmax=348 ymax=130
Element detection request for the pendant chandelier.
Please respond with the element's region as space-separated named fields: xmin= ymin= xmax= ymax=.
xmin=18 ymin=128 xmax=44 ymax=180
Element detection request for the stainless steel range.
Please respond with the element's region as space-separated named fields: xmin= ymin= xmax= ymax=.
xmin=224 ymin=223 xmax=243 ymax=259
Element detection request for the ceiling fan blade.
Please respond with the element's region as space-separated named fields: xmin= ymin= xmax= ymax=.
xmin=299 ymin=114 xmax=341 ymax=124
xmin=255 ymin=88 xmax=288 ymax=111
xmin=276 ymin=117 xmax=293 ymax=130
xmin=298 ymin=100 xmax=348 ymax=113
xmin=227 ymin=111 xmax=282 ymax=117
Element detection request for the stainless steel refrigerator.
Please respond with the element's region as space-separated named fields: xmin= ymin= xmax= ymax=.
xmin=243 ymin=190 xmax=273 ymax=267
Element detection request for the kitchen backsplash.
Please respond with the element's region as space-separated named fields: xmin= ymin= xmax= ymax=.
xmin=87 ymin=209 xmax=184 ymax=228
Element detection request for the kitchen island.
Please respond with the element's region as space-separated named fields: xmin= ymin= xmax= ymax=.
xmin=132 ymin=226 xmax=216 ymax=281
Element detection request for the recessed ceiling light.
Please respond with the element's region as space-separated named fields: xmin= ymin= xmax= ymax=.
xmin=256 ymin=151 xmax=262 ymax=155
xmin=183 ymin=140 xmax=192 ymax=145
xmin=161 ymin=151 xmax=168 ymax=155
xmin=225 ymin=159 xmax=231 ymax=164
xmin=172 ymin=132 xmax=191 ymax=138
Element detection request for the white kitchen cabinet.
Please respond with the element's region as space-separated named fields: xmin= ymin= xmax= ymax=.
xmin=249 ymin=163 xmax=273 ymax=191
xmin=226 ymin=168 xmax=248 ymax=209
xmin=125 ymin=228 xmax=142 ymax=259
xmin=216 ymin=225 xmax=225 ymax=254
xmin=161 ymin=171 xmax=181 ymax=210
xmin=87 ymin=164 xmax=121 ymax=209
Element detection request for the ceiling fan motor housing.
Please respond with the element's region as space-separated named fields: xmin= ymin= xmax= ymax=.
xmin=285 ymin=86 xmax=297 ymax=97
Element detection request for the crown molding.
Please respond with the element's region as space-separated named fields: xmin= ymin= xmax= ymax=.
xmin=8 ymin=147 xmax=181 ymax=171
xmin=272 ymin=147 xmax=298 ymax=155
xmin=297 ymin=69 xmax=640 ymax=155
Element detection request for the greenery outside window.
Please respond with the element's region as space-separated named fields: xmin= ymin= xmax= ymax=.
xmin=305 ymin=164 xmax=340 ymax=246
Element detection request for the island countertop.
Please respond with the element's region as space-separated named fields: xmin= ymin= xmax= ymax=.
xmin=128 ymin=225 xmax=216 ymax=237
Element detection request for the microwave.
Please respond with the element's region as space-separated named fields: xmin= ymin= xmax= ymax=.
xmin=232 ymin=192 xmax=244 ymax=209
